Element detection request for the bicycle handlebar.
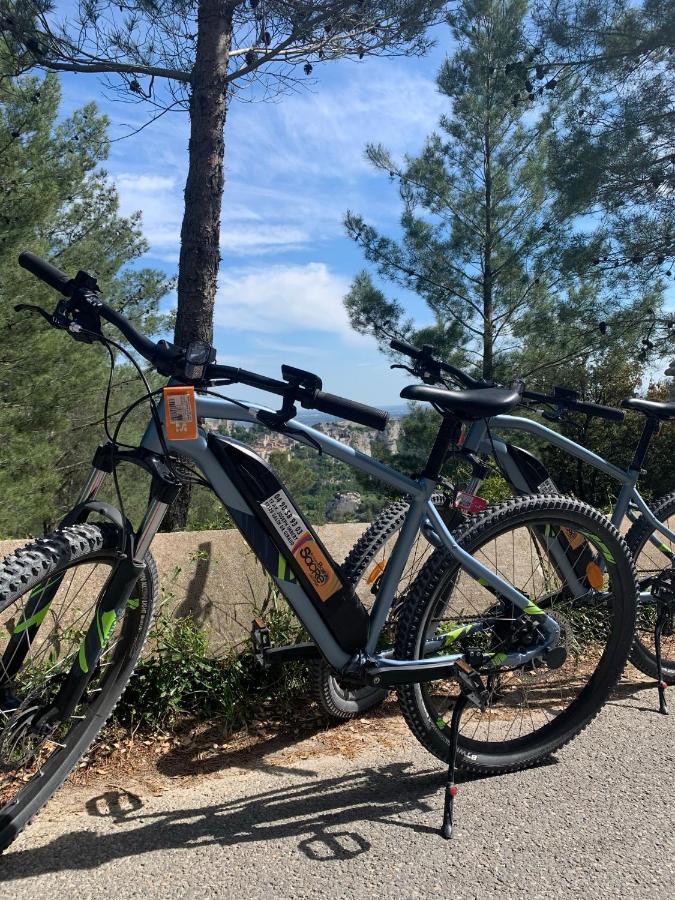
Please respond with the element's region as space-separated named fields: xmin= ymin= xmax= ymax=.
xmin=19 ymin=251 xmax=75 ymax=297
xmin=390 ymin=338 xmax=625 ymax=423
xmin=389 ymin=338 xmax=491 ymax=389
xmin=17 ymin=251 xmax=389 ymax=431
xmin=522 ymin=389 xmax=624 ymax=422
xmin=99 ymin=299 xmax=170 ymax=366
xmin=206 ymin=364 xmax=389 ymax=429
xmin=310 ymin=391 xmax=389 ymax=430
xmin=20 ymin=250 xmax=165 ymax=364
xmin=389 ymin=337 xmax=426 ymax=360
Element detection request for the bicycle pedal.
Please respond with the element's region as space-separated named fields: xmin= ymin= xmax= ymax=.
xmin=454 ymin=659 xmax=488 ymax=710
xmin=544 ymin=646 xmax=567 ymax=670
xmin=251 ymin=618 xmax=271 ymax=667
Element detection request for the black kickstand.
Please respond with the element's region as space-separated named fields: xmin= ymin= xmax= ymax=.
xmin=440 ymin=692 xmax=468 ymax=840
xmin=655 ymin=604 xmax=669 ymax=716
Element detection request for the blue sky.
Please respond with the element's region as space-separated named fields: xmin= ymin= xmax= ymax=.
xmin=56 ymin=29 xmax=453 ymax=407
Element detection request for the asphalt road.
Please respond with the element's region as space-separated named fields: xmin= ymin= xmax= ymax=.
xmin=1 ymin=689 xmax=673 ymax=899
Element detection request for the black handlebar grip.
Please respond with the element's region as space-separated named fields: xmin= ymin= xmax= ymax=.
xmin=309 ymin=391 xmax=389 ymax=430
xmin=19 ymin=251 xmax=74 ymax=297
xmin=389 ymin=337 xmax=424 ymax=359
xmin=567 ymin=398 xmax=625 ymax=422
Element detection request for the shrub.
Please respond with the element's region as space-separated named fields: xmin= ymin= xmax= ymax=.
xmin=114 ymin=585 xmax=310 ymax=732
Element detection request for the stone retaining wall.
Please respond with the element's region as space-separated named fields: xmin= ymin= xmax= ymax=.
xmin=0 ymin=524 xmax=368 ymax=655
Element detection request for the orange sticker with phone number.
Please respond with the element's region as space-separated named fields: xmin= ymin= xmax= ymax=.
xmin=163 ymin=385 xmax=198 ymax=440
xmin=260 ymin=489 xmax=342 ymax=602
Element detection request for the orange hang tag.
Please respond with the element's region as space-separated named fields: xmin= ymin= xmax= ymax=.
xmin=163 ymin=386 xmax=198 ymax=441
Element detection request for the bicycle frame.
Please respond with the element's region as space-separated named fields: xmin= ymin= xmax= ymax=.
xmin=463 ymin=415 xmax=675 ymax=592
xmin=74 ymin=394 xmax=562 ymax=680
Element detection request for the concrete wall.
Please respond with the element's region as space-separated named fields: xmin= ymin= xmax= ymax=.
xmin=0 ymin=524 xmax=369 ymax=655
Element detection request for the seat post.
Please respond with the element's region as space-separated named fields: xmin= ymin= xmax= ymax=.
xmin=630 ymin=416 xmax=660 ymax=472
xmin=422 ymin=415 xmax=462 ymax=479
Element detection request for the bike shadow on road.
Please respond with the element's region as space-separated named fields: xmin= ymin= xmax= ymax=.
xmin=607 ymin=677 xmax=666 ymax=714
xmin=0 ymin=756 xmax=557 ymax=879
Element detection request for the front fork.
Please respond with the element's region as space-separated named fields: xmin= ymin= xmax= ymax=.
xmin=0 ymin=468 xmax=109 ymax=693
xmin=43 ymin=492 xmax=173 ymax=726
xmin=3 ymin=454 xmax=177 ymax=727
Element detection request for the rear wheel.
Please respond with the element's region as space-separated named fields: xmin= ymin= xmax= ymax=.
xmin=395 ymin=496 xmax=637 ymax=775
xmin=0 ymin=524 xmax=157 ymax=853
xmin=625 ymin=492 xmax=675 ymax=684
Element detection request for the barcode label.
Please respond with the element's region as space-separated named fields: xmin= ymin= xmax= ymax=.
xmin=260 ymin=490 xmax=342 ymax=602
xmin=168 ymin=395 xmax=193 ymax=424
xmin=163 ymin=386 xmax=198 ymax=440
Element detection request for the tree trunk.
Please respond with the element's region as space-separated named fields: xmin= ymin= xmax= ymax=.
xmin=164 ymin=0 xmax=234 ymax=532
xmin=482 ymin=117 xmax=494 ymax=382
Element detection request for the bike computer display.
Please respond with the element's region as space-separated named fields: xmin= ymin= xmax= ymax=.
xmin=184 ymin=340 xmax=216 ymax=380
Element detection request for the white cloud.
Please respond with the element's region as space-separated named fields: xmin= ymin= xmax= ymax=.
xmin=228 ymin=62 xmax=446 ymax=182
xmin=77 ymin=54 xmax=448 ymax=265
xmin=116 ymin=173 xmax=177 ymax=193
xmin=220 ymin=224 xmax=308 ymax=253
xmin=114 ymin=171 xmax=182 ymax=250
xmin=113 ymin=171 xmax=309 ymax=255
xmin=215 ymin=262 xmax=360 ymax=339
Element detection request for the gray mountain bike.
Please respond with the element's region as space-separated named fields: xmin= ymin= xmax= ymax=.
xmin=0 ymin=252 xmax=637 ymax=849
xmin=315 ymin=340 xmax=675 ymax=721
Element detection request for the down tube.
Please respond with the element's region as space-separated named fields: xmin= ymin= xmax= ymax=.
xmin=140 ymin=420 xmax=353 ymax=671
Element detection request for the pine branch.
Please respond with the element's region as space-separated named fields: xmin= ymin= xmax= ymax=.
xmin=389 ymin=164 xmax=485 ymax=241
xmin=351 ymin=230 xmax=485 ymax=334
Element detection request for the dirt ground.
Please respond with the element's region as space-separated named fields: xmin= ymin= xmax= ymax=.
xmin=55 ymin=664 xmax=660 ymax=822
xmin=55 ymin=695 xmax=411 ymax=819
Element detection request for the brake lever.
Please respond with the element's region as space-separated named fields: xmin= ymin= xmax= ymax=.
xmin=391 ymin=363 xmax=417 ymax=377
xmin=13 ymin=303 xmax=58 ymax=327
xmin=14 ymin=301 xmax=100 ymax=344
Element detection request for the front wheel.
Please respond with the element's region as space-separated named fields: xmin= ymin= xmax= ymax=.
xmin=0 ymin=524 xmax=157 ymax=854
xmin=395 ymin=496 xmax=637 ymax=775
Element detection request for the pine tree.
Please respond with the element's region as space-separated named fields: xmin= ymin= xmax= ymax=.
xmin=0 ymin=67 xmax=170 ymax=536
xmin=344 ymin=0 xmax=663 ymax=383
xmin=345 ymin=0 xmax=559 ymax=381
xmin=534 ymin=0 xmax=674 ymax=274
xmin=0 ymin=0 xmax=448 ymax=529
xmin=0 ymin=0 xmax=447 ymax=356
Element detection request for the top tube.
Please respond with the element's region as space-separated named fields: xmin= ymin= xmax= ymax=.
xmin=144 ymin=393 xmax=424 ymax=498
xmin=464 ymin=414 xmax=631 ymax=485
